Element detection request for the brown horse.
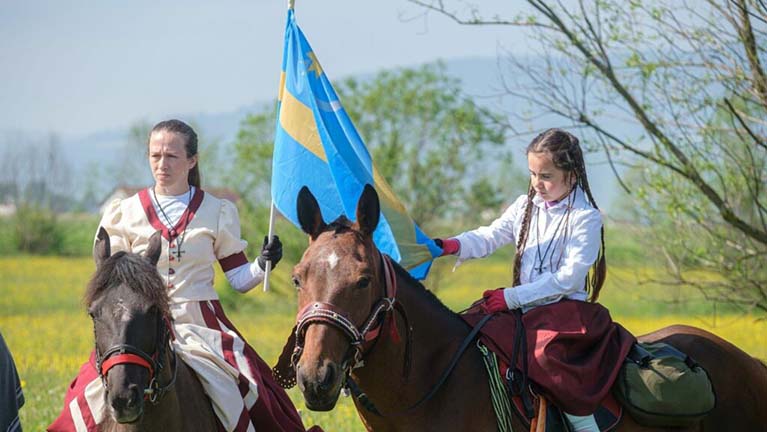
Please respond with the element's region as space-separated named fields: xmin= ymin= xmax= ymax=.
xmin=87 ymin=228 xmax=217 ymax=431
xmin=287 ymin=185 xmax=767 ymax=431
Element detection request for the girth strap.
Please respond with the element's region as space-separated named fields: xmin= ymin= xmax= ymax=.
xmin=506 ymin=310 xmax=534 ymax=420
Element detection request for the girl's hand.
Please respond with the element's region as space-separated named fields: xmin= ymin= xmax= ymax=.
xmin=481 ymin=289 xmax=507 ymax=314
xmin=480 ymin=288 xmax=521 ymax=314
xmin=434 ymin=238 xmax=460 ymax=256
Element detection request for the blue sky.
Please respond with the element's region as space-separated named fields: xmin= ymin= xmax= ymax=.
xmin=1 ymin=0 xmax=526 ymax=137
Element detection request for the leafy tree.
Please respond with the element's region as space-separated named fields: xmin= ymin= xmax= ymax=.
xmin=230 ymin=63 xmax=511 ymax=235
xmin=336 ymin=63 xmax=508 ymax=226
xmin=408 ymin=0 xmax=767 ymax=313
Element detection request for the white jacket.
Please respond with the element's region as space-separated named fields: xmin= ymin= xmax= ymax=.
xmin=453 ymin=186 xmax=602 ymax=310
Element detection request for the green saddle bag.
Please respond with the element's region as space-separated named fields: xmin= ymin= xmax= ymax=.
xmin=614 ymin=342 xmax=716 ymax=427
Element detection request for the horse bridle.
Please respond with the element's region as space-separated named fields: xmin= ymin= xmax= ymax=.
xmin=94 ymin=313 xmax=178 ymax=405
xmin=280 ymin=251 xmax=494 ymax=418
xmin=290 ymin=253 xmax=407 ymax=379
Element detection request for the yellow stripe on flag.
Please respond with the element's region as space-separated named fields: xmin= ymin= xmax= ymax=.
xmin=279 ymin=88 xmax=326 ymax=161
xmin=278 ymin=72 xmax=286 ymax=103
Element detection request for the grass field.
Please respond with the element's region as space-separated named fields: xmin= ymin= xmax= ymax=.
xmin=1 ymin=254 xmax=765 ymax=431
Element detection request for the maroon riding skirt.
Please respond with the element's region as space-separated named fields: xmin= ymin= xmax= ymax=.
xmin=462 ymin=299 xmax=635 ymax=415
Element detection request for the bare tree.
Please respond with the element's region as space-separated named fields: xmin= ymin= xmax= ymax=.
xmin=0 ymin=132 xmax=73 ymax=210
xmin=407 ymin=0 xmax=767 ymax=313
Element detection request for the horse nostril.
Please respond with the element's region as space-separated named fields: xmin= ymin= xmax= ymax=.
xmin=318 ymin=363 xmax=337 ymax=392
xmin=127 ymin=384 xmax=141 ymax=408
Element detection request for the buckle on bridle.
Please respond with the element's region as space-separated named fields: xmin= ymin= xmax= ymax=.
xmin=145 ymin=376 xmax=161 ymax=404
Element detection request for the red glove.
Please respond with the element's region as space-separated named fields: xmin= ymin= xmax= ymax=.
xmin=481 ymin=289 xmax=507 ymax=314
xmin=434 ymin=238 xmax=460 ymax=256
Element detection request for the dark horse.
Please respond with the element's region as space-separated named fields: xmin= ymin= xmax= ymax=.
xmin=285 ymin=185 xmax=767 ymax=431
xmin=87 ymin=228 xmax=216 ymax=431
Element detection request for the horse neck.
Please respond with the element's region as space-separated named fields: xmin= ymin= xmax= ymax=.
xmin=351 ymin=269 xmax=472 ymax=409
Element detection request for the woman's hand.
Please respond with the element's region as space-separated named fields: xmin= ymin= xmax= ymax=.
xmin=257 ymin=235 xmax=283 ymax=270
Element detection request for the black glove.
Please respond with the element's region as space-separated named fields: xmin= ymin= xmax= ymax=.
xmin=257 ymin=235 xmax=283 ymax=271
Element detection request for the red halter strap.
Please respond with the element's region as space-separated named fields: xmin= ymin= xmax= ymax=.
xmin=101 ymin=353 xmax=155 ymax=379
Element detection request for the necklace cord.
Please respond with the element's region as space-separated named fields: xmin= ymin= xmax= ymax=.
xmin=151 ymin=187 xmax=193 ymax=261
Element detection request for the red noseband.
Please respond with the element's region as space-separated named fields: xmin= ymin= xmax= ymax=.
xmin=100 ymin=353 xmax=155 ymax=379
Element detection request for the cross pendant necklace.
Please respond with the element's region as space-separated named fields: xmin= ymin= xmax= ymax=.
xmin=153 ymin=187 xmax=192 ymax=262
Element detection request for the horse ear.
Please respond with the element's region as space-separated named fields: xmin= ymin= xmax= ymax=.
xmin=94 ymin=226 xmax=111 ymax=268
xmin=145 ymin=230 xmax=162 ymax=266
xmin=356 ymin=184 xmax=380 ymax=237
xmin=297 ymin=186 xmax=326 ymax=240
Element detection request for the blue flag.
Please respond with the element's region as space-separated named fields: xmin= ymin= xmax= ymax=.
xmin=271 ymin=8 xmax=440 ymax=279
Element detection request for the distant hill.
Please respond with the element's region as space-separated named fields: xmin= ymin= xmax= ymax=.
xmin=3 ymin=56 xmax=632 ymax=214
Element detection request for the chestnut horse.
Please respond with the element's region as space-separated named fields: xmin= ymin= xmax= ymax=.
xmin=285 ymin=185 xmax=767 ymax=431
xmin=87 ymin=228 xmax=217 ymax=431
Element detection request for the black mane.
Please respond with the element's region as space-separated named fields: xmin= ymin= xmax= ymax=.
xmin=389 ymin=257 xmax=469 ymax=327
xmin=84 ymin=251 xmax=170 ymax=318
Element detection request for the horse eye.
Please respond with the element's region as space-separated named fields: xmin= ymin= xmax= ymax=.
xmin=356 ymin=277 xmax=370 ymax=290
xmin=292 ymin=276 xmax=301 ymax=289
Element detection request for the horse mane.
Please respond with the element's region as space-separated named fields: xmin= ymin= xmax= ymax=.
xmin=389 ymin=258 xmax=468 ymax=327
xmin=84 ymin=251 xmax=170 ymax=318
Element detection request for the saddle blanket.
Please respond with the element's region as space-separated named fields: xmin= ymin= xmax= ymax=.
xmin=462 ymin=299 xmax=635 ymax=416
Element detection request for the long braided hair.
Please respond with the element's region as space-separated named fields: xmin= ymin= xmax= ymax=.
xmin=512 ymin=128 xmax=607 ymax=301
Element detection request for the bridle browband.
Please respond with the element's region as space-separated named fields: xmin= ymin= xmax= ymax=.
xmin=95 ymin=314 xmax=178 ymax=405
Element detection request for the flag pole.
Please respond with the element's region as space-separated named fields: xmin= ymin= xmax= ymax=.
xmin=265 ymin=0 xmax=294 ymax=292
xmin=263 ymin=201 xmax=276 ymax=292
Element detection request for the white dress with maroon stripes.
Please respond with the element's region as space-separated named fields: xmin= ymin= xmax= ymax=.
xmin=65 ymin=188 xmax=269 ymax=432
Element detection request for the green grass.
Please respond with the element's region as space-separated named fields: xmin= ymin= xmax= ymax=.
xmin=2 ymin=255 xmax=765 ymax=431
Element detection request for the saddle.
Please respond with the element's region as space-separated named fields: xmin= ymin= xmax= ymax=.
xmin=499 ymin=356 xmax=623 ymax=432
xmin=462 ymin=300 xmax=635 ymax=432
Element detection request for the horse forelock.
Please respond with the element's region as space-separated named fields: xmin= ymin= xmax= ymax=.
xmin=327 ymin=215 xmax=354 ymax=233
xmin=309 ymin=215 xmax=370 ymax=250
xmin=85 ymin=251 xmax=170 ymax=319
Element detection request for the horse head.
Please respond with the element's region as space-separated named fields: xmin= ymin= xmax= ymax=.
xmin=86 ymin=227 xmax=171 ymax=424
xmin=292 ymin=184 xmax=390 ymax=411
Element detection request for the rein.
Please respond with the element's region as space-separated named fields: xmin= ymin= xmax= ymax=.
xmin=345 ymin=313 xmax=493 ymax=417
xmin=95 ymin=316 xmax=178 ymax=404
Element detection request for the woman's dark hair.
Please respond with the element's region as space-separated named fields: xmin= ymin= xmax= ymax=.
xmin=149 ymin=119 xmax=201 ymax=188
xmin=512 ymin=128 xmax=607 ymax=301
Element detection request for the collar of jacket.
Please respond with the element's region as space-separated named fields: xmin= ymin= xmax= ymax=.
xmin=531 ymin=186 xmax=590 ymax=212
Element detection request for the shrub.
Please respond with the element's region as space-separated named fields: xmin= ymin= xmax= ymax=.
xmin=13 ymin=205 xmax=64 ymax=254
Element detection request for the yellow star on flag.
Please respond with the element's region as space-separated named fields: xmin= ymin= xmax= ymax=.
xmin=307 ymin=51 xmax=323 ymax=78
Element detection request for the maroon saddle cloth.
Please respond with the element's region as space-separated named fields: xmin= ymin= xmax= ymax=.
xmin=462 ymin=299 xmax=635 ymax=416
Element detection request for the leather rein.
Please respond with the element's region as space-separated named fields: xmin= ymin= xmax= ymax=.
xmin=95 ymin=314 xmax=178 ymax=405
